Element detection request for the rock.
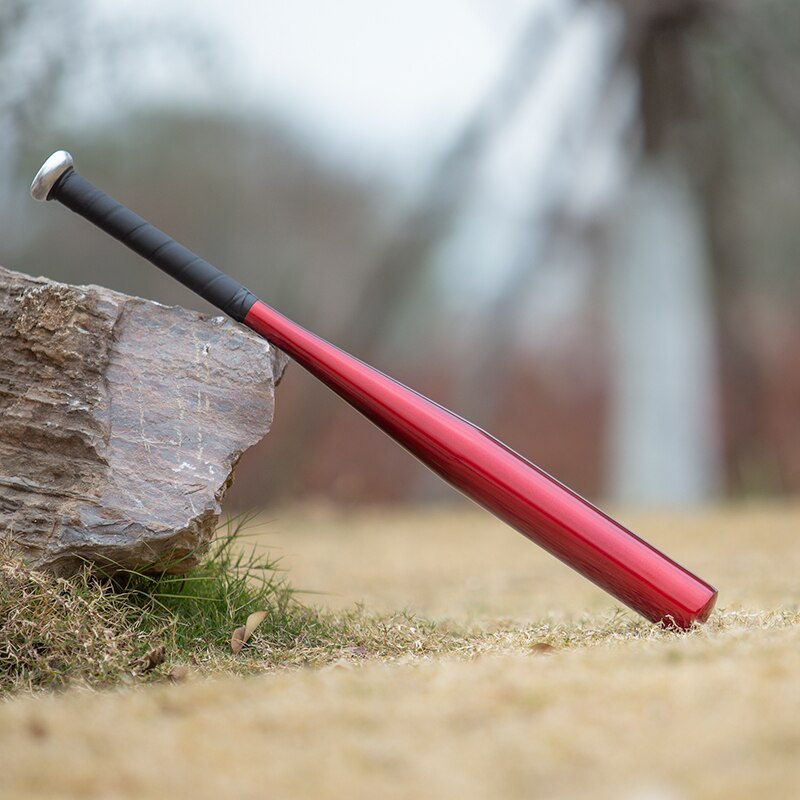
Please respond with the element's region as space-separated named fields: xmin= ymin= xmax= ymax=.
xmin=0 ymin=266 xmax=287 ymax=575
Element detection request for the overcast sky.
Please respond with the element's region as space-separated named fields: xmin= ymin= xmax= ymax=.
xmin=83 ymin=0 xmax=564 ymax=173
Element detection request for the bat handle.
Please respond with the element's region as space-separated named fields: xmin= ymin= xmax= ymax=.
xmin=31 ymin=150 xmax=257 ymax=322
xmin=32 ymin=151 xmax=718 ymax=628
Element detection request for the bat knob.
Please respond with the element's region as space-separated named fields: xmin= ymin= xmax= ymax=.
xmin=31 ymin=150 xmax=74 ymax=201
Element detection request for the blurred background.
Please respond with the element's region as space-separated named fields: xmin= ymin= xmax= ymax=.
xmin=3 ymin=0 xmax=799 ymax=510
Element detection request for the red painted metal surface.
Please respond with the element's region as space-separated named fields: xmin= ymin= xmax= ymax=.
xmin=245 ymin=299 xmax=717 ymax=628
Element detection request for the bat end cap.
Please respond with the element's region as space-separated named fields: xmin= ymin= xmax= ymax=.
xmin=31 ymin=150 xmax=74 ymax=201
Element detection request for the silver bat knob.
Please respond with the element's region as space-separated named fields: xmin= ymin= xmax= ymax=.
xmin=31 ymin=150 xmax=74 ymax=201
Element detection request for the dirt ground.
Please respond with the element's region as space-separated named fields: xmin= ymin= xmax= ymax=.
xmin=1 ymin=502 xmax=799 ymax=799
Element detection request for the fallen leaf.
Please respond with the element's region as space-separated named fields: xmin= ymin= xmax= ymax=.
xmin=244 ymin=610 xmax=268 ymax=640
xmin=231 ymin=625 xmax=247 ymax=655
xmin=231 ymin=610 xmax=269 ymax=654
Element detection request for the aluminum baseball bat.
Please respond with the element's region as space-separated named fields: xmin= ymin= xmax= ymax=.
xmin=31 ymin=150 xmax=717 ymax=628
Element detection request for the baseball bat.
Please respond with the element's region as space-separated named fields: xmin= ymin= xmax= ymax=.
xmin=31 ymin=150 xmax=717 ymax=628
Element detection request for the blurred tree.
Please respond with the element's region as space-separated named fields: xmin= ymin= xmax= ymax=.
xmin=700 ymin=0 xmax=800 ymax=492
xmin=607 ymin=0 xmax=800 ymax=499
xmin=604 ymin=0 xmax=723 ymax=505
xmin=0 ymin=1 xmax=87 ymax=226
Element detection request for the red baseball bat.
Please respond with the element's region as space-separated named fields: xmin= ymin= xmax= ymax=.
xmin=31 ymin=151 xmax=717 ymax=628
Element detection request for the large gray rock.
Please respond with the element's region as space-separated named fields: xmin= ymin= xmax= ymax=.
xmin=0 ymin=266 xmax=287 ymax=575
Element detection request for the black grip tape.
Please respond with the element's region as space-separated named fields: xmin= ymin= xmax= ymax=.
xmin=50 ymin=169 xmax=257 ymax=322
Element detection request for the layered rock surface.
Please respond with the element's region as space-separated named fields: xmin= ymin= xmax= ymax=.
xmin=0 ymin=266 xmax=286 ymax=575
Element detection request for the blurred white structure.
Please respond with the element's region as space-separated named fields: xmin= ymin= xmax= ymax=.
xmin=607 ymin=161 xmax=721 ymax=505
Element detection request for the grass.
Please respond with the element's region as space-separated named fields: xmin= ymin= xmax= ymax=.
xmin=0 ymin=542 xmax=151 ymax=693
xmin=6 ymin=516 xmax=794 ymax=695
xmin=7 ymin=504 xmax=800 ymax=694
xmin=1 ymin=505 xmax=800 ymax=798
xmin=0 ymin=511 xmax=702 ymax=694
xmin=0 ymin=514 xmax=472 ymax=693
xmin=7 ymin=518 xmax=776 ymax=692
xmin=110 ymin=513 xmax=298 ymax=651
xmin=0 ymin=515 xmax=307 ymax=692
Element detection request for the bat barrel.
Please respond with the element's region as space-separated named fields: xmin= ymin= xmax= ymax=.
xmin=32 ymin=151 xmax=717 ymax=628
xmin=244 ymin=299 xmax=717 ymax=629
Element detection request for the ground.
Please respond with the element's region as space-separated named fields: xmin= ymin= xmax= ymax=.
xmin=1 ymin=503 xmax=799 ymax=798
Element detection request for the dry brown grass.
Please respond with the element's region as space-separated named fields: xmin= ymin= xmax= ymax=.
xmin=1 ymin=502 xmax=799 ymax=798
xmin=0 ymin=545 xmax=157 ymax=692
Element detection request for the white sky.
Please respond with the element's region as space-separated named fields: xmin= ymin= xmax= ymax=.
xmin=83 ymin=0 xmax=563 ymax=174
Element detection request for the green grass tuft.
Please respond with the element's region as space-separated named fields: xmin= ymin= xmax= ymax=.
xmin=111 ymin=513 xmax=298 ymax=651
